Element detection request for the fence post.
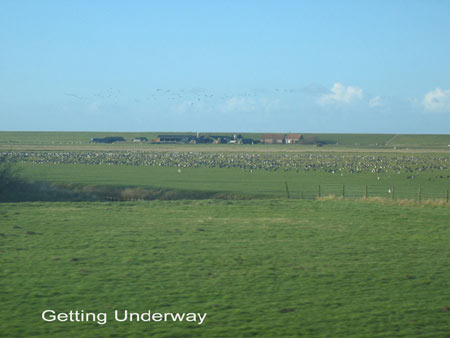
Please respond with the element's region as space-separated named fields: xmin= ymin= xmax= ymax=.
xmin=284 ymin=181 xmax=290 ymax=199
xmin=342 ymin=184 xmax=345 ymax=198
xmin=300 ymin=191 xmax=304 ymax=199
xmin=418 ymin=187 xmax=422 ymax=203
xmin=364 ymin=185 xmax=368 ymax=199
xmin=318 ymin=184 xmax=321 ymax=198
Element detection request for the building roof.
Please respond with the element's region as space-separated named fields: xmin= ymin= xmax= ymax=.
xmin=157 ymin=134 xmax=195 ymax=138
xmin=209 ymin=135 xmax=233 ymax=139
xmin=286 ymin=133 xmax=303 ymax=140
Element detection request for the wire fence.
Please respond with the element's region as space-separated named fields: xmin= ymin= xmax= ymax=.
xmin=263 ymin=182 xmax=450 ymax=202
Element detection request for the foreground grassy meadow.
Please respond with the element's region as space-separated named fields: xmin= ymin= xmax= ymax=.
xmin=1 ymin=199 xmax=449 ymax=337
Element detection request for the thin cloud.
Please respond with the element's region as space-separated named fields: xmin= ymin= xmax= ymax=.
xmin=422 ymin=87 xmax=450 ymax=113
xmin=318 ymin=83 xmax=364 ymax=106
xmin=369 ymin=96 xmax=383 ymax=108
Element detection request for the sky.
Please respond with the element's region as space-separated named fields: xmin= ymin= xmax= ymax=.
xmin=1 ymin=0 xmax=450 ymax=133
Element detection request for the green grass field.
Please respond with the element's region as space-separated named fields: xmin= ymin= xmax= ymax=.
xmin=1 ymin=132 xmax=449 ymax=337
xmin=17 ymin=162 xmax=450 ymax=201
xmin=1 ymin=199 xmax=449 ymax=337
xmin=1 ymin=131 xmax=449 ymax=149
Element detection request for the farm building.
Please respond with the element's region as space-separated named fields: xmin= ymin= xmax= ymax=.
xmin=189 ymin=135 xmax=213 ymax=144
xmin=209 ymin=135 xmax=233 ymax=144
xmin=285 ymin=134 xmax=304 ymax=144
xmin=230 ymin=134 xmax=254 ymax=144
xmin=133 ymin=137 xmax=148 ymax=142
xmin=261 ymin=133 xmax=286 ymax=144
xmin=155 ymin=135 xmax=196 ymax=143
xmin=91 ymin=136 xmax=126 ymax=143
xmin=236 ymin=138 xmax=254 ymax=144
xmin=152 ymin=133 xmax=255 ymax=145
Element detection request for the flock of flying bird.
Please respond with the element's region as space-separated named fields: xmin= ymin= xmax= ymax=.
xmin=64 ymin=87 xmax=305 ymax=107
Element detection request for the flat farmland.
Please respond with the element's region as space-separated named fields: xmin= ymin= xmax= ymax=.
xmin=1 ymin=132 xmax=449 ymax=337
xmin=1 ymin=131 xmax=449 ymax=150
xmin=14 ymin=161 xmax=450 ymax=200
xmin=3 ymin=148 xmax=449 ymax=201
xmin=3 ymin=1 xmax=450 ymax=337
xmin=1 ymin=199 xmax=449 ymax=337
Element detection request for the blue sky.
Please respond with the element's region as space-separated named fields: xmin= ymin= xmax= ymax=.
xmin=1 ymin=1 xmax=450 ymax=133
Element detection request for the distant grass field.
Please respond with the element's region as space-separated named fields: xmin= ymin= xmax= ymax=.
xmin=17 ymin=162 xmax=450 ymax=201
xmin=390 ymin=134 xmax=450 ymax=148
xmin=0 ymin=131 xmax=449 ymax=149
xmin=1 ymin=199 xmax=449 ymax=337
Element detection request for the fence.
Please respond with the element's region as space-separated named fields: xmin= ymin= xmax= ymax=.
xmin=275 ymin=182 xmax=450 ymax=202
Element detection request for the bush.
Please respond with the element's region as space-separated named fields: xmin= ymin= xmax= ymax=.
xmin=0 ymin=156 xmax=23 ymax=192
